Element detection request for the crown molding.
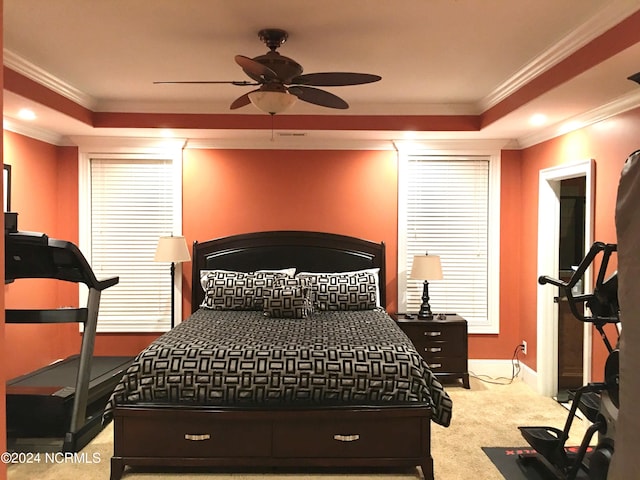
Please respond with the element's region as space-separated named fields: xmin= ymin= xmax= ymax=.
xmin=70 ymin=135 xmax=187 ymax=153
xmin=478 ymin=0 xmax=640 ymax=112
xmin=3 ymin=116 xmax=70 ymax=146
xmin=517 ymin=88 xmax=640 ymax=148
xmin=392 ymin=138 xmax=514 ymax=153
xmin=3 ymin=49 xmax=96 ymax=109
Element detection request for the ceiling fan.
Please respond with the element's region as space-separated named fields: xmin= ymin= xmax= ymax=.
xmin=154 ymin=28 xmax=381 ymax=114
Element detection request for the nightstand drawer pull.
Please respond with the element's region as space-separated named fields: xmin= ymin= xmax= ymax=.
xmin=428 ymin=363 xmax=443 ymax=369
xmin=424 ymin=331 xmax=442 ymax=337
xmin=185 ymin=433 xmax=211 ymax=441
xmin=334 ymin=434 xmax=360 ymax=442
xmin=425 ymin=347 xmax=442 ymax=353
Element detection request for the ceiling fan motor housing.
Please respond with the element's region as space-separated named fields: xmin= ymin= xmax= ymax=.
xmin=240 ymin=29 xmax=302 ymax=84
xmin=250 ymin=52 xmax=303 ymax=84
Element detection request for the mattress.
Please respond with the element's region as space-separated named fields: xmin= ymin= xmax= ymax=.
xmin=104 ymin=308 xmax=452 ymax=426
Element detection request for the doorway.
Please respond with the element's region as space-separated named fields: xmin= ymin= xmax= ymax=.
xmin=536 ymin=160 xmax=594 ymax=397
xmin=556 ymin=177 xmax=586 ymax=401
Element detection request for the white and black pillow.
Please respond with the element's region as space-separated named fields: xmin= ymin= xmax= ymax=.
xmin=200 ymin=270 xmax=289 ymax=310
xmin=200 ymin=268 xmax=295 ymax=293
xmin=262 ymin=283 xmax=312 ymax=319
xmin=297 ymin=268 xmax=381 ymax=311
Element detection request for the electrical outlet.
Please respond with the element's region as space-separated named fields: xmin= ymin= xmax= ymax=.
xmin=521 ymin=340 xmax=527 ymax=355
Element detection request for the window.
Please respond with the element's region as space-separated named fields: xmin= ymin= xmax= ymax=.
xmin=79 ymin=149 xmax=183 ymax=332
xmin=398 ymin=151 xmax=500 ymax=334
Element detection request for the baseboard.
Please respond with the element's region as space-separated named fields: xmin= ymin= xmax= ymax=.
xmin=519 ymin=362 xmax=538 ymax=390
xmin=469 ymin=359 xmax=538 ymax=389
xmin=468 ymin=359 xmax=515 ymax=380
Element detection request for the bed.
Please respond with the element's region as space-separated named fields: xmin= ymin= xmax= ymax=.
xmin=107 ymin=231 xmax=452 ymax=480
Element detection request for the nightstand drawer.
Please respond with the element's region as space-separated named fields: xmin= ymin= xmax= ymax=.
xmin=421 ymin=356 xmax=467 ymax=374
xmin=401 ymin=323 xmax=466 ymax=344
xmin=395 ymin=314 xmax=470 ymax=388
xmin=411 ymin=339 xmax=466 ymax=357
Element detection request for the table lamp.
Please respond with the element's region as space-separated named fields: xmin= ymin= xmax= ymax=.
xmin=410 ymin=254 xmax=443 ymax=320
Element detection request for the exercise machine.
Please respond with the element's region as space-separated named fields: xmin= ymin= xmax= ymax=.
xmin=519 ymin=241 xmax=620 ymax=479
xmin=5 ymin=226 xmax=134 ymax=452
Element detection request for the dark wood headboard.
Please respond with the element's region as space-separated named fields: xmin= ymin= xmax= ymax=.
xmin=191 ymin=231 xmax=386 ymax=312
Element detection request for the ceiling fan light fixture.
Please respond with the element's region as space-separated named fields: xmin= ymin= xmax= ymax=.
xmin=248 ymin=90 xmax=297 ymax=114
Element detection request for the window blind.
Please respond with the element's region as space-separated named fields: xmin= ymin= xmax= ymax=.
xmin=90 ymin=158 xmax=175 ymax=332
xmin=399 ymin=154 xmax=498 ymax=332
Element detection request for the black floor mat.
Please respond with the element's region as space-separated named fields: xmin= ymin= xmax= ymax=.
xmin=482 ymin=447 xmax=590 ymax=480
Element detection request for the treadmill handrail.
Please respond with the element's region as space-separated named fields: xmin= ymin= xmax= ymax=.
xmin=5 ymin=231 xmax=119 ymax=290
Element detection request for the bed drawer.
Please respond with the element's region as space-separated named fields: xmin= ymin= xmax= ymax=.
xmin=273 ymin=416 xmax=422 ymax=458
xmin=120 ymin=416 xmax=271 ymax=458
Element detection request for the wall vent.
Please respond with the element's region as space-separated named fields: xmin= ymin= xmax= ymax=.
xmin=276 ymin=132 xmax=307 ymax=137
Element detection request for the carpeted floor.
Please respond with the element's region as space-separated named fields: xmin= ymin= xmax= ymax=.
xmin=7 ymin=377 xmax=593 ymax=480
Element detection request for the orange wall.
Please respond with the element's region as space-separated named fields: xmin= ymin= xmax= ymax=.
xmin=518 ymin=107 xmax=640 ymax=377
xmin=181 ymin=148 xmax=400 ymax=312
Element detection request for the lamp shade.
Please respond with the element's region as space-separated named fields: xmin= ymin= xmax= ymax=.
xmin=248 ymin=90 xmax=298 ymax=114
xmin=410 ymin=254 xmax=443 ymax=280
xmin=154 ymin=236 xmax=191 ymax=263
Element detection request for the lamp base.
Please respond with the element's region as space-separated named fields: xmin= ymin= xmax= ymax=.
xmin=417 ymin=280 xmax=434 ymax=320
xmin=417 ymin=304 xmax=434 ymax=320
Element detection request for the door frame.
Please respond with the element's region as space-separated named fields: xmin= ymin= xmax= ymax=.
xmin=537 ymin=159 xmax=595 ymax=397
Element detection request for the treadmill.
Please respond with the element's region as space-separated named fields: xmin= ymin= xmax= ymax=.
xmin=5 ymin=227 xmax=134 ymax=453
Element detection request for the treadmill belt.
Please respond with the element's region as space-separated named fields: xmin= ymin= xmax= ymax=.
xmin=7 ymin=355 xmax=134 ymax=442
xmin=8 ymin=355 xmax=132 ymax=388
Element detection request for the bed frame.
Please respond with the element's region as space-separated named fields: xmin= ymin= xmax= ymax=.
xmin=110 ymin=231 xmax=433 ymax=480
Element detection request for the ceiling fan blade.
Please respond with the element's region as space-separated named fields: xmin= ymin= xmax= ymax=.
xmin=229 ymin=90 xmax=257 ymax=110
xmin=235 ymin=55 xmax=277 ymax=81
xmin=154 ymin=80 xmax=258 ymax=86
xmin=289 ymin=86 xmax=348 ymax=109
xmin=291 ymin=72 xmax=381 ymax=86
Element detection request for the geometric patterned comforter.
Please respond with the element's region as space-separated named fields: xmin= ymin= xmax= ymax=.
xmin=103 ymin=308 xmax=453 ymax=426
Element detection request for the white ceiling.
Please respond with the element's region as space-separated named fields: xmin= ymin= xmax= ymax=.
xmin=3 ymin=0 xmax=640 ymax=149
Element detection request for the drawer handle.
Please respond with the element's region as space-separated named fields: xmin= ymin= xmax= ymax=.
xmin=185 ymin=433 xmax=211 ymax=441
xmin=428 ymin=363 xmax=443 ymax=369
xmin=334 ymin=434 xmax=360 ymax=442
xmin=425 ymin=347 xmax=442 ymax=353
xmin=424 ymin=331 xmax=442 ymax=337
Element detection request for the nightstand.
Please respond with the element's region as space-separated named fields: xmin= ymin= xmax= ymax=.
xmin=394 ymin=313 xmax=470 ymax=389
